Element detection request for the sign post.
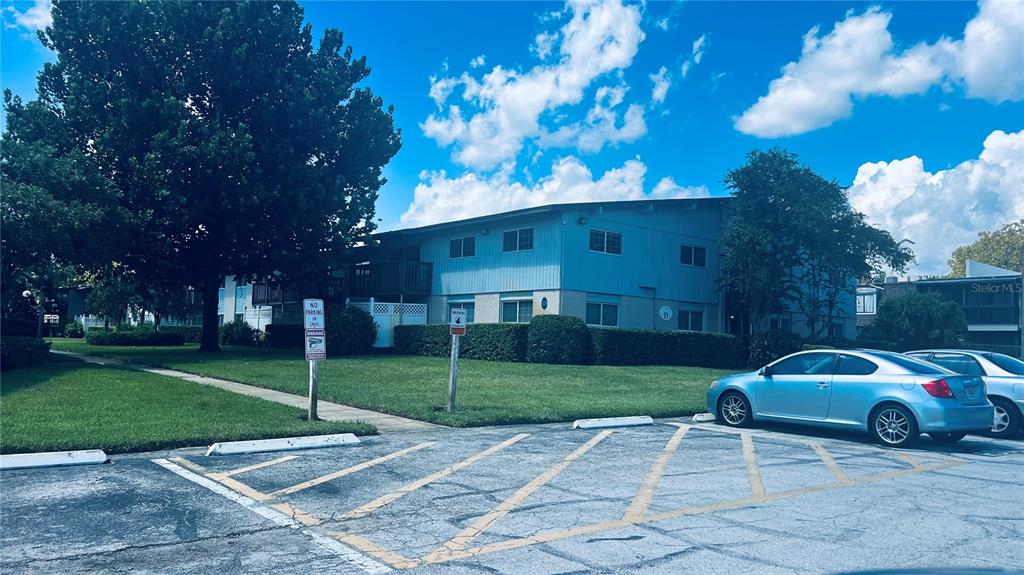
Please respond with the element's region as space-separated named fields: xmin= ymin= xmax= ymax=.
xmin=447 ymin=308 xmax=467 ymax=412
xmin=303 ymin=299 xmax=326 ymax=421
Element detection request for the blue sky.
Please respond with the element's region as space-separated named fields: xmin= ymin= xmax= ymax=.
xmin=3 ymin=0 xmax=1022 ymax=275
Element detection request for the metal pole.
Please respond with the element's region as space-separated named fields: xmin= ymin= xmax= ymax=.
xmin=447 ymin=334 xmax=460 ymax=412
xmin=308 ymin=360 xmax=319 ymax=421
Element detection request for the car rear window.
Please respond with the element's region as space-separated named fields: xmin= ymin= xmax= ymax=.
xmin=983 ymin=353 xmax=1024 ymax=375
xmin=873 ymin=352 xmax=954 ymax=375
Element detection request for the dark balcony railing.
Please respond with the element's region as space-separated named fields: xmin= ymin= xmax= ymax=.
xmin=965 ymin=306 xmax=1020 ymax=326
xmin=348 ymin=261 xmax=433 ymax=297
xmin=252 ymin=283 xmax=301 ymax=306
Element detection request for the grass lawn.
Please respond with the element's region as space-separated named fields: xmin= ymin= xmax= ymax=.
xmin=0 ymin=355 xmax=375 ymax=455
xmin=49 ymin=339 xmax=743 ymax=427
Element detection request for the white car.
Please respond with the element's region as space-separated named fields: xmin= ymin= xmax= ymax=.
xmin=906 ymin=350 xmax=1024 ymax=438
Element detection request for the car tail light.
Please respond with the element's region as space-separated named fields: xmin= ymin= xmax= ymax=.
xmin=922 ymin=379 xmax=955 ymax=398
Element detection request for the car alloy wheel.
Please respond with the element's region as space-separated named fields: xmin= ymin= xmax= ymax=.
xmin=720 ymin=394 xmax=748 ymax=427
xmin=988 ymin=398 xmax=1021 ymax=439
xmin=874 ymin=408 xmax=912 ymax=446
xmin=992 ymin=404 xmax=1010 ymax=434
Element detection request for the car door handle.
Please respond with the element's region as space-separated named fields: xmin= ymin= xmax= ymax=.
xmin=816 ymin=382 xmax=830 ymax=389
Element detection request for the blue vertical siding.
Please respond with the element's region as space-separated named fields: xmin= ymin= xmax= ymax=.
xmin=559 ymin=202 xmax=724 ymax=303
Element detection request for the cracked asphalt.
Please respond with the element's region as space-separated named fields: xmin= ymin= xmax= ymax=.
xmin=2 ymin=420 xmax=1022 ymax=575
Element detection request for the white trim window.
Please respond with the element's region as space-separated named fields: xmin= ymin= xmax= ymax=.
xmin=588 ymin=229 xmax=622 ymax=255
xmin=856 ymin=293 xmax=876 ymax=315
xmin=680 ymin=244 xmax=707 ymax=267
xmin=502 ymin=228 xmax=534 ymax=252
xmin=678 ymin=309 xmax=704 ymax=331
xmin=586 ymin=302 xmax=618 ymax=327
xmin=449 ymin=236 xmax=476 ymax=259
xmin=501 ymin=299 xmax=533 ymax=323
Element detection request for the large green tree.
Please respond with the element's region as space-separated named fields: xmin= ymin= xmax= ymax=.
xmin=1 ymin=93 xmax=123 ymax=329
xmin=720 ymin=149 xmax=913 ymax=337
xmin=947 ymin=219 xmax=1024 ymax=277
xmin=32 ymin=1 xmax=401 ymax=351
xmin=865 ymin=292 xmax=967 ymax=350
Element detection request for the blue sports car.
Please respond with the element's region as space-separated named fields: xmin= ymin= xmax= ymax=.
xmin=707 ymin=349 xmax=994 ymax=447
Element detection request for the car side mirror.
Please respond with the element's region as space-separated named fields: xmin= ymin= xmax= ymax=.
xmin=760 ymin=366 xmax=772 ymax=377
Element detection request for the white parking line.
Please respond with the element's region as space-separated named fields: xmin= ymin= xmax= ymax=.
xmin=152 ymin=458 xmax=391 ymax=574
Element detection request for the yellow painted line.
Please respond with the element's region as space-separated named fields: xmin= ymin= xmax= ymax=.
xmin=272 ymin=442 xmax=435 ymax=497
xmin=168 ymin=456 xmax=211 ymax=476
xmin=170 ymin=456 xmax=275 ymax=501
xmin=340 ymin=433 xmax=530 ymax=521
xmin=623 ymin=425 xmax=689 ymax=521
xmin=895 ymin=451 xmax=923 ymax=469
xmin=328 ymin=532 xmax=421 ymax=569
xmin=218 ymin=455 xmax=299 ymax=478
xmin=740 ymin=433 xmax=766 ymax=499
xmin=428 ymin=458 xmax=967 ymax=565
xmin=427 ymin=430 xmax=612 ymax=561
xmin=270 ymin=502 xmax=322 ymax=526
xmin=809 ymin=442 xmax=852 ymax=485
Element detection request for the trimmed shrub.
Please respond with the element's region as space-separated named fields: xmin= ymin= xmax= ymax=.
xmin=0 ymin=336 xmax=50 ymax=370
xmin=63 ymin=321 xmax=85 ymax=338
xmin=527 ymin=315 xmax=590 ymax=365
xmin=1 ymin=317 xmax=38 ymax=337
xmin=265 ymin=324 xmax=304 ymax=348
xmin=747 ymin=331 xmax=803 ymax=368
xmin=220 ymin=319 xmax=256 ymax=346
xmin=159 ymin=325 xmax=203 ymax=343
xmin=85 ymin=329 xmax=185 ymax=346
xmin=590 ymin=328 xmax=745 ymax=369
xmin=394 ymin=323 xmax=529 ymax=362
xmin=326 ymin=306 xmax=377 ymax=355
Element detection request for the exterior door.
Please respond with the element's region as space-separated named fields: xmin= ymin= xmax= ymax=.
xmin=757 ymin=352 xmax=836 ymax=419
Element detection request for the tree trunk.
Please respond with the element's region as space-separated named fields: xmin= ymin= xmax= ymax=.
xmin=199 ymin=281 xmax=221 ymax=352
xmin=35 ymin=297 xmax=44 ymax=339
xmin=154 ymin=313 xmax=162 ymax=332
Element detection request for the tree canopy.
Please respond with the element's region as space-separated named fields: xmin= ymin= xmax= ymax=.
xmin=720 ymin=148 xmax=913 ymax=338
xmin=864 ymin=292 xmax=967 ymax=350
xmin=14 ymin=0 xmax=401 ymax=350
xmin=948 ymin=219 xmax=1024 ymax=277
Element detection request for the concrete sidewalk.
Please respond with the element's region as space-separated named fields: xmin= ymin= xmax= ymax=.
xmin=52 ymin=350 xmax=441 ymax=434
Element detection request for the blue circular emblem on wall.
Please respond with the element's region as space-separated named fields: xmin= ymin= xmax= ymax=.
xmin=541 ymin=297 xmax=549 ymax=310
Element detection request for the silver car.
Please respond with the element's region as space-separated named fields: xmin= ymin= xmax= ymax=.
xmin=905 ymin=349 xmax=1024 ymax=438
xmin=707 ymin=349 xmax=994 ymax=447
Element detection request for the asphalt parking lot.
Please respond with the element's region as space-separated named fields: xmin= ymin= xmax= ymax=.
xmin=2 ymin=420 xmax=1022 ymax=575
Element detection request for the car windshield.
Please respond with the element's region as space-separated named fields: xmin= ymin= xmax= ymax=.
xmin=983 ymin=353 xmax=1024 ymax=375
xmin=872 ymin=352 xmax=954 ymax=375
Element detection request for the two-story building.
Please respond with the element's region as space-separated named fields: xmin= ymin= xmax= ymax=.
xmin=218 ymin=198 xmax=856 ymax=344
xmin=857 ymin=260 xmax=1023 ymax=354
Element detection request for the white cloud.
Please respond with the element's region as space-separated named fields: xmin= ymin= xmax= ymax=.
xmin=651 ymin=177 xmax=711 ymax=199
xmin=3 ymin=0 xmax=51 ymax=30
xmin=470 ymin=55 xmax=486 ymax=68
xmin=956 ymin=0 xmax=1024 ymax=102
xmin=736 ymin=1 xmax=1023 ymax=138
xmin=848 ymin=129 xmax=1024 ymax=275
xmin=400 ymin=156 xmax=707 ymax=227
xmin=680 ymin=34 xmax=707 ymax=78
xmin=421 ymin=0 xmax=646 ymax=169
xmin=654 ymin=17 xmax=670 ymax=32
xmin=650 ymin=66 xmax=670 ymax=104
xmin=538 ymin=83 xmax=647 ymax=153
xmin=533 ymin=31 xmax=558 ymax=60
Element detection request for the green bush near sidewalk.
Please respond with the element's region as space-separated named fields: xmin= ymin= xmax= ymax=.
xmin=395 ymin=323 xmax=529 ymax=362
xmin=0 ymin=336 xmax=50 ymax=371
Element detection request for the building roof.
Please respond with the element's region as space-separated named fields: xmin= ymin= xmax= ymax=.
xmin=376 ymin=197 xmax=729 ymax=238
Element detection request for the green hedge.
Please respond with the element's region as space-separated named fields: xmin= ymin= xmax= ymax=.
xmin=85 ymin=329 xmax=186 ymax=346
xmin=747 ymin=332 xmax=804 ymax=367
xmin=394 ymin=323 xmax=529 ymax=362
xmin=326 ymin=306 xmax=377 ymax=355
xmin=220 ymin=319 xmax=256 ymax=346
xmin=159 ymin=325 xmax=203 ymax=343
xmin=0 ymin=336 xmax=50 ymax=371
xmin=265 ymin=324 xmax=304 ymax=348
xmin=1 ymin=318 xmax=38 ymax=337
xmin=590 ymin=328 xmax=745 ymax=368
xmin=527 ymin=315 xmax=590 ymax=365
xmin=63 ymin=321 xmax=85 ymax=338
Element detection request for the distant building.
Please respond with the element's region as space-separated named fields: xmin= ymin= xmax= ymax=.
xmin=857 ymin=260 xmax=1023 ymax=352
